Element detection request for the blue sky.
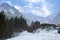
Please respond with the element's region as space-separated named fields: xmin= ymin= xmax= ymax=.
xmin=0 ymin=0 xmax=60 ymax=17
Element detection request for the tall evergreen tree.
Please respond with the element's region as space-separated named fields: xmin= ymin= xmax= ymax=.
xmin=0 ymin=10 xmax=14 ymax=39
xmin=6 ymin=17 xmax=14 ymax=38
xmin=32 ymin=21 xmax=40 ymax=30
xmin=14 ymin=17 xmax=22 ymax=32
xmin=58 ymin=27 xmax=60 ymax=33
xmin=0 ymin=10 xmax=7 ymax=38
xmin=20 ymin=16 xmax=27 ymax=30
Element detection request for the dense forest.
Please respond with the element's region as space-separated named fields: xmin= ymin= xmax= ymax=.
xmin=0 ymin=10 xmax=60 ymax=39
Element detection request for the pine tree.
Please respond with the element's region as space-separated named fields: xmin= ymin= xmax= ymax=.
xmin=5 ymin=17 xmax=14 ymax=38
xmin=0 ymin=10 xmax=7 ymax=38
xmin=0 ymin=10 xmax=14 ymax=39
xmin=20 ymin=16 xmax=27 ymax=30
xmin=14 ymin=17 xmax=22 ymax=32
xmin=32 ymin=21 xmax=40 ymax=30
xmin=58 ymin=28 xmax=60 ymax=33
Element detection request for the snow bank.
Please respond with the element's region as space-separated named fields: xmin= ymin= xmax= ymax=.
xmin=7 ymin=29 xmax=60 ymax=40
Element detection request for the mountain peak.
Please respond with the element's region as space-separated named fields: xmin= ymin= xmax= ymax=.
xmin=0 ymin=2 xmax=12 ymax=7
xmin=0 ymin=2 xmax=22 ymax=18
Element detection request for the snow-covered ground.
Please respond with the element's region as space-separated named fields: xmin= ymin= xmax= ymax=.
xmin=7 ymin=29 xmax=60 ymax=40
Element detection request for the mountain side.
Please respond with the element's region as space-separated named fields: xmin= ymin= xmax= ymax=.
xmin=47 ymin=13 xmax=60 ymax=24
xmin=22 ymin=13 xmax=50 ymax=25
xmin=53 ymin=13 xmax=60 ymax=24
xmin=0 ymin=3 xmax=50 ymax=25
xmin=0 ymin=3 xmax=22 ymax=18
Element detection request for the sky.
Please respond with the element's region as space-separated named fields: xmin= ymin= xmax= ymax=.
xmin=0 ymin=0 xmax=60 ymax=17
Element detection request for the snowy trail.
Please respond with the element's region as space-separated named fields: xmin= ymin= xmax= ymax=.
xmin=7 ymin=30 xmax=60 ymax=40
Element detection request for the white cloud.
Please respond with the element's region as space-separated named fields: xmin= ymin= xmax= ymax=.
xmin=36 ymin=7 xmax=40 ymax=9
xmin=25 ymin=0 xmax=41 ymax=3
xmin=6 ymin=1 xmax=13 ymax=6
xmin=14 ymin=5 xmax=22 ymax=12
xmin=24 ymin=0 xmax=54 ymax=17
xmin=24 ymin=3 xmax=33 ymax=8
xmin=32 ymin=10 xmax=44 ymax=17
xmin=41 ymin=0 xmax=54 ymax=16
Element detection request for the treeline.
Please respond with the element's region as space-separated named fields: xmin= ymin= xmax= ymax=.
xmin=0 ymin=10 xmax=59 ymax=39
xmin=0 ymin=10 xmax=41 ymax=39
